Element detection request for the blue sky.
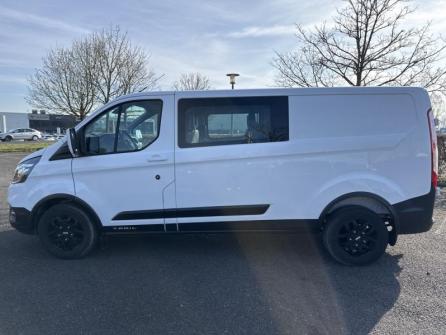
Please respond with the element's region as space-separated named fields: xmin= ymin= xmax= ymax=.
xmin=0 ymin=0 xmax=444 ymax=113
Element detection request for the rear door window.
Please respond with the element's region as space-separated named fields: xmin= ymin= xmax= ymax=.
xmin=178 ymin=96 xmax=289 ymax=148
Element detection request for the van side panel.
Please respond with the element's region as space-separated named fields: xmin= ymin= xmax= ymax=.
xmin=174 ymin=90 xmax=431 ymax=223
xmin=290 ymin=92 xmax=430 ymax=219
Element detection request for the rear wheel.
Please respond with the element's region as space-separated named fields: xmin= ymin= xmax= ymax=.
xmin=322 ymin=206 xmax=389 ymax=266
xmin=37 ymin=204 xmax=98 ymax=259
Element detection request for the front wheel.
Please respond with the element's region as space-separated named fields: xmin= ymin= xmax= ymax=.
xmin=322 ymin=206 xmax=389 ymax=266
xmin=4 ymin=136 xmax=12 ymax=142
xmin=37 ymin=204 xmax=98 ymax=259
xmin=32 ymin=135 xmax=38 ymax=141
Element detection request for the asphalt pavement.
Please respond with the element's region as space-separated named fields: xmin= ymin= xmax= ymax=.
xmin=0 ymin=153 xmax=445 ymax=334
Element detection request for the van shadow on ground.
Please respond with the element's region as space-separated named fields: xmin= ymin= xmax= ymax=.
xmin=0 ymin=230 xmax=401 ymax=335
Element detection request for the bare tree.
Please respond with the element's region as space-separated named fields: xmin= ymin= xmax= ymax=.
xmin=90 ymin=26 xmax=161 ymax=103
xmin=26 ymin=46 xmax=97 ymax=120
xmin=173 ymin=72 xmax=212 ymax=90
xmin=273 ymin=0 xmax=446 ymax=94
xmin=431 ymin=92 xmax=446 ymax=127
xmin=26 ymin=25 xmax=161 ymax=119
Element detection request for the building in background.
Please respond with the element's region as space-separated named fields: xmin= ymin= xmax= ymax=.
xmin=0 ymin=110 xmax=78 ymax=134
xmin=0 ymin=112 xmax=29 ymax=132
xmin=28 ymin=110 xmax=77 ymax=134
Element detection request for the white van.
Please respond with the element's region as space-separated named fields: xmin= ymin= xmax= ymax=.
xmin=7 ymin=87 xmax=437 ymax=265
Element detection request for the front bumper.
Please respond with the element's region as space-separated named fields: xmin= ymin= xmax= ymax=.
xmin=9 ymin=207 xmax=35 ymax=234
xmin=394 ymin=185 xmax=436 ymax=234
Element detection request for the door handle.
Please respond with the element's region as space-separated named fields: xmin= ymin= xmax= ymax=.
xmin=147 ymin=154 xmax=169 ymax=162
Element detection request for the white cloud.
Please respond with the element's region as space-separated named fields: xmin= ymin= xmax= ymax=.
xmin=407 ymin=0 xmax=446 ymax=33
xmin=0 ymin=58 xmax=29 ymax=68
xmin=0 ymin=5 xmax=89 ymax=34
xmin=0 ymin=74 xmax=27 ymax=85
xmin=226 ymin=25 xmax=296 ymax=38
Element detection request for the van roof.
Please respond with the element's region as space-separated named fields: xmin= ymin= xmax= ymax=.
xmin=77 ymin=86 xmax=430 ymax=131
xmin=114 ymin=86 xmax=427 ymax=102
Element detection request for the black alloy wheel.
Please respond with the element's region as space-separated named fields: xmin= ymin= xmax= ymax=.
xmin=322 ymin=206 xmax=389 ymax=265
xmin=38 ymin=204 xmax=98 ymax=259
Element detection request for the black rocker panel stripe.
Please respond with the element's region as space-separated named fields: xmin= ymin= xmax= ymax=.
xmin=102 ymin=219 xmax=320 ymax=234
xmin=112 ymin=204 xmax=270 ymax=221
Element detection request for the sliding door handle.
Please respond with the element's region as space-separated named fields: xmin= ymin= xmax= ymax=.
xmin=147 ymin=154 xmax=169 ymax=162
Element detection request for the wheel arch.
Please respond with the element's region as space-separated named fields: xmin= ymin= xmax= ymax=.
xmin=31 ymin=194 xmax=103 ymax=232
xmin=319 ymin=192 xmax=398 ymax=245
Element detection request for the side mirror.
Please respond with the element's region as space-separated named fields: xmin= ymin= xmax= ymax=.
xmin=67 ymin=128 xmax=80 ymax=157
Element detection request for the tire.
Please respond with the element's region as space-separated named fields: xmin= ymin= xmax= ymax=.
xmin=4 ymin=136 xmax=12 ymax=142
xmin=322 ymin=206 xmax=389 ymax=266
xmin=37 ymin=204 xmax=98 ymax=259
xmin=32 ymin=135 xmax=38 ymax=141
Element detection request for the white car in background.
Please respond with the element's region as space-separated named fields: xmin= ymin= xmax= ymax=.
xmin=41 ymin=133 xmax=57 ymax=141
xmin=42 ymin=133 xmax=66 ymax=141
xmin=0 ymin=128 xmax=42 ymax=141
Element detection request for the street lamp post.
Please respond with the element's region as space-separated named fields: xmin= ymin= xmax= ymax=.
xmin=226 ymin=73 xmax=239 ymax=89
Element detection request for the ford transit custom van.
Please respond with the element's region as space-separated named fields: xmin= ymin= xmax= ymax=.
xmin=8 ymin=87 xmax=436 ymax=265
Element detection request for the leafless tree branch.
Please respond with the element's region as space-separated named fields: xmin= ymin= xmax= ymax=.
xmin=26 ymin=25 xmax=162 ymax=119
xmin=172 ymin=72 xmax=212 ymax=90
xmin=273 ymin=0 xmax=446 ymax=96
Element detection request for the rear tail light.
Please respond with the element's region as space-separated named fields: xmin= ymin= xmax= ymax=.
xmin=427 ymin=109 xmax=438 ymax=188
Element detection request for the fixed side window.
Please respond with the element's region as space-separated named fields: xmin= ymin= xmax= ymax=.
xmin=178 ymin=96 xmax=289 ymax=148
xmin=83 ymin=100 xmax=162 ymax=155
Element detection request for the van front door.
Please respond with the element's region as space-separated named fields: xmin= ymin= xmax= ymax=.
xmin=72 ymin=95 xmax=176 ymax=232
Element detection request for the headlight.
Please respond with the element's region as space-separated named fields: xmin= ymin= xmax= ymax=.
xmin=12 ymin=156 xmax=41 ymax=184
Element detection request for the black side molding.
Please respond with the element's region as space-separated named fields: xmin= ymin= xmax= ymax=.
xmin=113 ymin=204 xmax=270 ymax=221
xmin=103 ymin=224 xmax=165 ymax=233
xmin=102 ymin=219 xmax=320 ymax=234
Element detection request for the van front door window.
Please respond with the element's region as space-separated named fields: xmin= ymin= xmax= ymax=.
xmin=83 ymin=100 xmax=162 ymax=155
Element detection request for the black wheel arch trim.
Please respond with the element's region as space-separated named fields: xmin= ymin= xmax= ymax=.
xmin=31 ymin=193 xmax=103 ymax=231
xmin=319 ymin=191 xmax=398 ymax=245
